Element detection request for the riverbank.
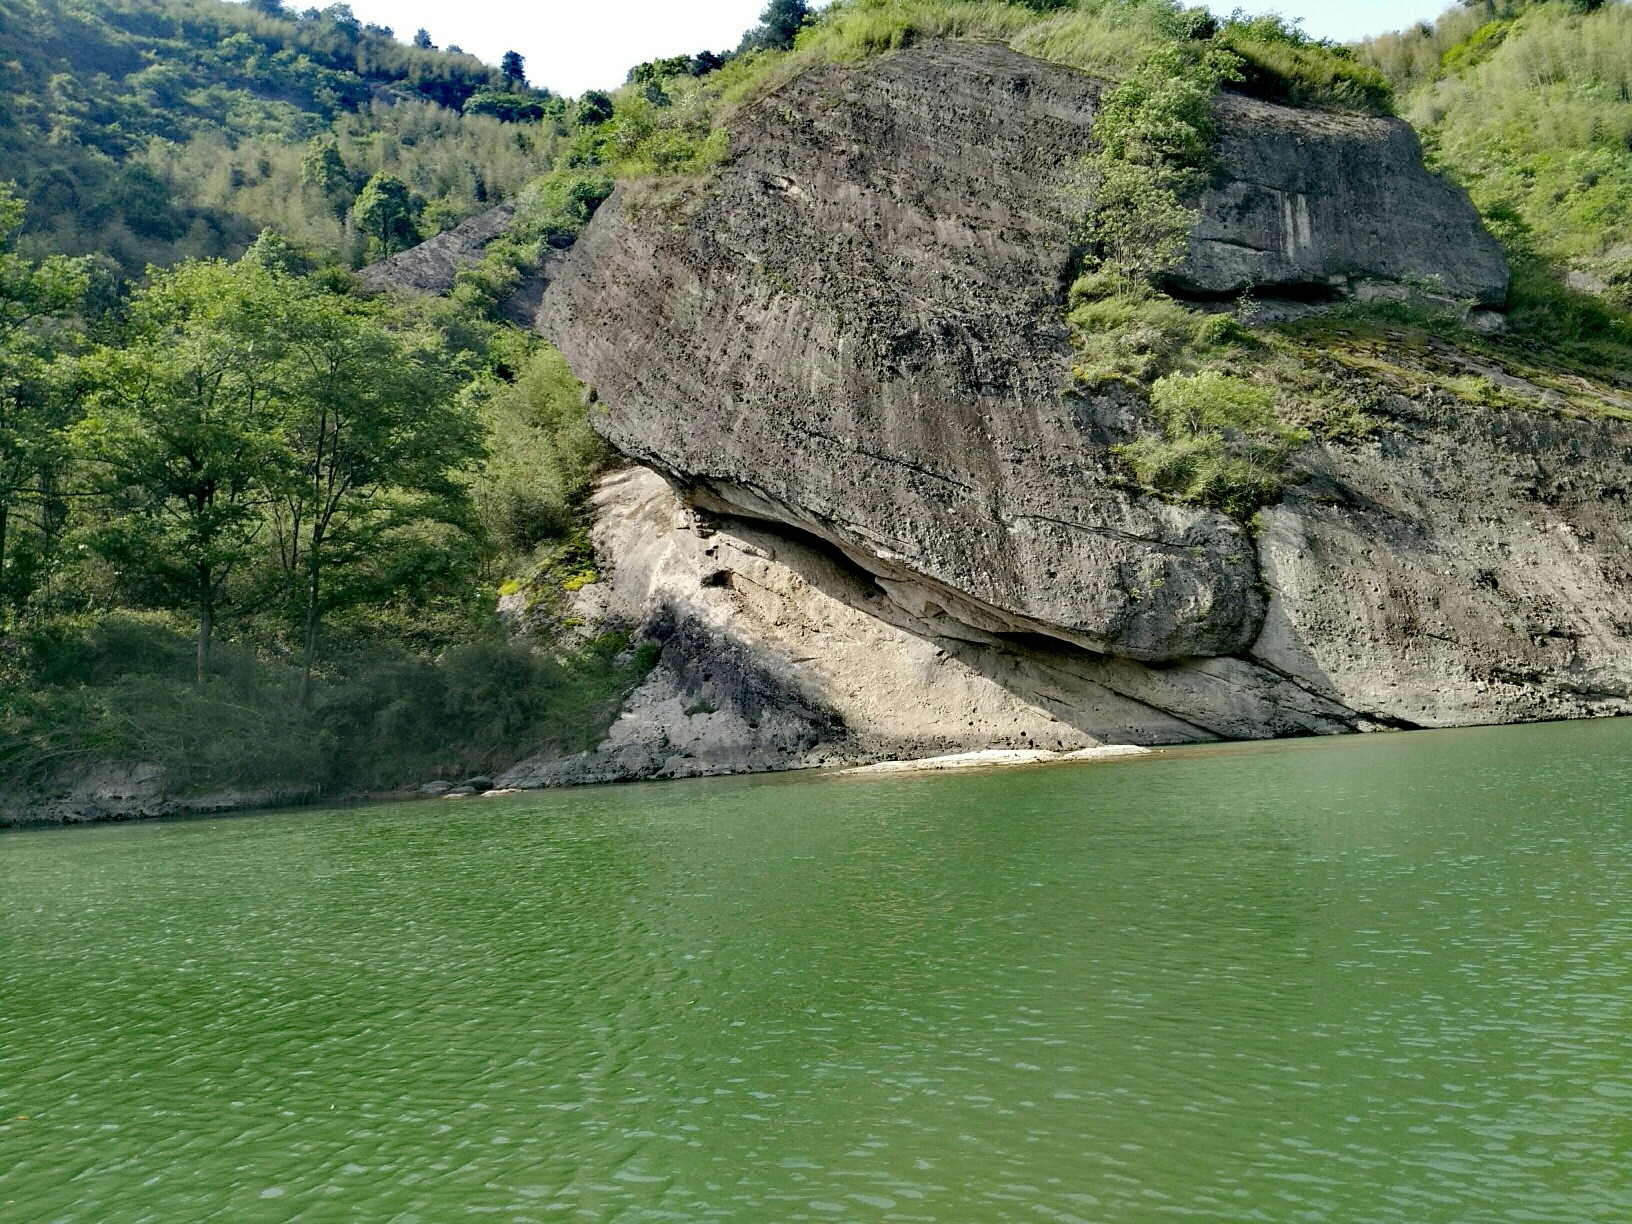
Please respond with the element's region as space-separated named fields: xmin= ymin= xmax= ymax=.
xmin=2 ymin=743 xmax=1165 ymax=828
xmin=842 ymin=745 xmax=1152 ymax=775
xmin=0 ymin=611 xmax=658 ymax=830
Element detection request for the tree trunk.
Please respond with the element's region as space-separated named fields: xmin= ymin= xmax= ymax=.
xmin=196 ymin=584 xmax=213 ymax=686
xmin=297 ymin=559 xmax=320 ymax=709
xmin=0 ymin=501 xmax=8 ymax=601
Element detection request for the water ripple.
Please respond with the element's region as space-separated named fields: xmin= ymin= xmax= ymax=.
xmin=2 ymin=718 xmax=1630 ymax=1220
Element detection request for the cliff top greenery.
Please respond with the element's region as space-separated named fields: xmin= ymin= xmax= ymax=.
xmin=546 ymin=0 xmax=1396 ymax=202
xmin=719 ymin=0 xmax=1392 ymax=112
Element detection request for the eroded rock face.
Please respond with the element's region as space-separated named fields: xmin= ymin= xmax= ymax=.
xmin=481 ymin=40 xmax=1632 ymax=780
xmin=357 ymin=203 xmax=516 ymax=296
xmin=1179 ymin=97 xmax=1509 ymax=304
xmin=498 ymin=468 xmax=1361 ymax=788
xmin=1255 ymin=398 xmax=1632 ymax=728
xmin=530 ymin=41 xmax=1506 ymax=665
xmin=0 ymin=760 xmax=317 ymax=828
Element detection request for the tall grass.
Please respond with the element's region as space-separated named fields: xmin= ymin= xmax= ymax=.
xmin=702 ymin=0 xmax=1392 ymax=117
xmin=1361 ymin=2 xmax=1632 ymax=260
xmin=1358 ymin=5 xmax=1490 ymax=89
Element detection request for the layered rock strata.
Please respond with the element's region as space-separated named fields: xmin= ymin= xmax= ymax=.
xmin=455 ymin=42 xmax=1632 ymax=781
xmin=529 ymin=42 xmax=1508 ymax=671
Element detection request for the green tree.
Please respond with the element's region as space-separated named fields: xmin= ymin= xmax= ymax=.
xmin=353 ymin=173 xmax=419 ymax=259
xmin=96 ymin=164 xmax=181 ymax=242
xmin=1074 ymin=45 xmax=1240 ymax=288
xmin=412 ymin=28 xmax=434 ymax=49
xmin=500 ymin=50 xmax=526 ymax=86
xmin=575 ymin=90 xmax=615 ymax=127
xmin=0 ymin=184 xmax=90 ymax=608
xmin=1077 ymin=161 xmax=1202 ymax=287
xmin=300 ymin=138 xmax=350 ymax=198
xmin=269 ymin=291 xmax=481 ymax=704
xmin=77 ymin=260 xmax=287 ymax=682
xmin=739 ymin=0 xmax=811 ymax=52
xmin=463 ymin=89 xmax=546 ymax=122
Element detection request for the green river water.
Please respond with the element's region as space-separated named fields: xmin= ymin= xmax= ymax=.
xmin=3 ymin=720 xmax=1631 ymax=1222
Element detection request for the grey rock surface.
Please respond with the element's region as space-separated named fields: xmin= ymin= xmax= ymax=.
xmin=357 ymin=203 xmax=516 ymax=296
xmin=529 ymin=41 xmax=1508 ymax=670
xmin=1179 ymin=96 xmax=1509 ymax=304
xmin=0 ymin=759 xmax=318 ymax=828
xmin=497 ymin=469 xmax=1358 ymax=789
xmin=1253 ymin=398 xmax=1632 ymax=728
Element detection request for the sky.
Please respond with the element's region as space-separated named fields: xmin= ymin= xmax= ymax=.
xmin=330 ymin=1 xmax=1458 ymax=97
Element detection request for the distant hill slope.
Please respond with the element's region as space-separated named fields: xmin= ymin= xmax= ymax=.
xmin=0 ymin=0 xmax=559 ymax=273
xmin=1360 ymin=0 xmax=1632 ymax=306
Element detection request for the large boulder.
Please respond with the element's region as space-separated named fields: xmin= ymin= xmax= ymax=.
xmin=478 ymin=38 xmax=1632 ymax=778
xmin=528 ymin=41 xmax=1508 ymax=666
xmin=1177 ymin=96 xmax=1509 ymax=303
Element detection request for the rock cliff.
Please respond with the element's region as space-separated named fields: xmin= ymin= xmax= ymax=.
xmin=357 ymin=203 xmax=516 ymax=296
xmin=490 ymin=42 xmax=1631 ymax=782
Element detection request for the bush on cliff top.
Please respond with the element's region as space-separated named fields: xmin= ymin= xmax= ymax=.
xmin=713 ymin=0 xmax=1392 ymax=113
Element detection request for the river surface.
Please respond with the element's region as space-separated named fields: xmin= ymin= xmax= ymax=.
xmin=3 ymin=720 xmax=1631 ymax=1222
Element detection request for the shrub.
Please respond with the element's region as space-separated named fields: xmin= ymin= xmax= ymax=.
xmin=1115 ymin=372 xmax=1308 ymax=518
xmin=575 ymin=90 xmax=615 ymax=127
xmin=1068 ymin=287 xmax=1202 ymax=383
xmin=1070 ymin=42 xmax=1239 ymax=291
xmin=471 ymin=342 xmax=611 ymax=559
xmin=1217 ymin=15 xmax=1394 ymax=113
xmin=1066 ymin=276 xmax=1252 ymax=385
xmin=1149 ymin=370 xmax=1280 ymax=435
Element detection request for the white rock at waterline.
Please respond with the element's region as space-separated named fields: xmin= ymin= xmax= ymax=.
xmin=842 ymin=745 xmax=1150 ymax=776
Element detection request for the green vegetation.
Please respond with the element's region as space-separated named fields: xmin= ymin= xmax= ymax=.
xmin=1071 ymin=42 xmax=1237 ymax=287
xmin=1119 ymin=372 xmax=1307 ymax=518
xmin=2 ymin=611 xmax=656 ymax=795
xmin=1059 ymin=0 xmax=1632 ymax=518
xmin=469 ymin=342 xmax=611 ymax=556
xmin=1216 ymin=14 xmax=1392 ymax=112
xmin=0 ymin=190 xmax=650 ymax=801
xmin=0 ymin=0 xmax=558 ymax=274
xmin=1061 ymin=18 xmax=1321 ymax=517
xmin=1065 ymin=273 xmax=1378 ymax=516
xmin=1359 ymin=1 xmax=1632 ymax=327
xmin=713 ymin=0 xmax=1390 ymax=113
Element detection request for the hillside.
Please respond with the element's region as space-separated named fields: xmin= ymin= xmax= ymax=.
xmin=0 ymin=0 xmax=558 ymax=273
xmin=1360 ymin=0 xmax=1632 ymax=319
